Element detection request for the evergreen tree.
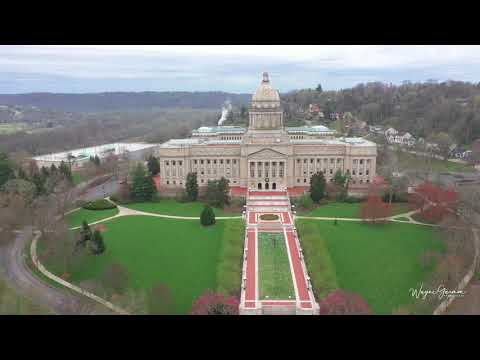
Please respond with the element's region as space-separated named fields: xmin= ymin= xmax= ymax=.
xmin=0 ymin=152 xmax=15 ymax=189
xmin=17 ymin=167 xmax=28 ymax=180
xmin=90 ymin=230 xmax=106 ymax=255
xmin=200 ymin=205 xmax=216 ymax=226
xmin=59 ymin=161 xmax=73 ymax=183
xmin=131 ymin=164 xmax=157 ymax=201
xmin=185 ymin=172 xmax=199 ymax=201
xmin=40 ymin=166 xmax=50 ymax=179
xmin=50 ymin=164 xmax=58 ymax=175
xmin=147 ymin=155 xmax=160 ymax=176
xmin=333 ymin=169 xmax=347 ymax=188
xmin=32 ymin=172 xmax=46 ymax=196
xmin=310 ymin=171 xmax=326 ymax=203
xmin=205 ymin=177 xmax=230 ymax=208
xmin=77 ymin=220 xmax=92 ymax=249
xmin=143 ymin=175 xmax=157 ymax=201
xmin=132 ymin=163 xmax=147 ymax=201
xmin=217 ymin=177 xmax=230 ymax=208
xmin=94 ymin=155 xmax=101 ymax=166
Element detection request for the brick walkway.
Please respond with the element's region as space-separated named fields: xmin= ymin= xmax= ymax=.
xmin=239 ymin=190 xmax=319 ymax=315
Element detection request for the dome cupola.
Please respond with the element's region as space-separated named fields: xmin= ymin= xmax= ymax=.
xmin=251 ymin=72 xmax=281 ymax=108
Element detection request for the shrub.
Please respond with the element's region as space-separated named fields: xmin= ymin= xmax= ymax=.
xmin=190 ymin=291 xmax=239 ymax=315
xmin=319 ymin=289 xmax=372 ymax=315
xmin=82 ymin=199 xmax=117 ymax=210
xmin=200 ymin=205 xmax=216 ymax=226
xmin=344 ymin=196 xmax=362 ymax=203
xmin=300 ymin=194 xmax=314 ymax=210
xmin=90 ymin=230 xmax=106 ymax=255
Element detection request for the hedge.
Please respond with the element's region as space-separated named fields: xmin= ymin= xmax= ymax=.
xmin=82 ymin=199 xmax=117 ymax=211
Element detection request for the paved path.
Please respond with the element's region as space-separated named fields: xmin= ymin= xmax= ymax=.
xmin=69 ymin=201 xmax=242 ymax=230
xmin=30 ymin=231 xmax=129 ymax=315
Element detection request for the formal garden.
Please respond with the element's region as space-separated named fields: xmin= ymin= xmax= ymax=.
xmin=30 ymin=155 xmax=470 ymax=315
xmin=36 ymin=159 xmax=246 ymax=314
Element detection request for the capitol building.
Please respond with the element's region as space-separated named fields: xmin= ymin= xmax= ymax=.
xmin=156 ymin=73 xmax=377 ymax=196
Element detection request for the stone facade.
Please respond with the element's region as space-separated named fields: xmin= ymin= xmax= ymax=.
xmin=156 ymin=73 xmax=377 ymax=195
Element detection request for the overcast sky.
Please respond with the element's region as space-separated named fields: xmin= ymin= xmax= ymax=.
xmin=1 ymin=45 xmax=480 ymax=94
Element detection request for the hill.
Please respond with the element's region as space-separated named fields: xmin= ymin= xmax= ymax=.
xmin=0 ymin=92 xmax=251 ymax=113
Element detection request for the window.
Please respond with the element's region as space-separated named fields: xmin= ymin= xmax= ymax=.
xmin=330 ymin=169 xmax=333 ymax=174
xmin=353 ymin=159 xmax=357 ymax=164
xmin=201 ymin=160 xmax=204 ymax=164
xmin=220 ymin=159 xmax=223 ymax=164
xmin=304 ymin=159 xmax=307 ymax=163
xmin=194 ymin=160 xmax=197 ymax=164
xmin=173 ymin=180 xmax=176 ymax=185
xmin=172 ymin=161 xmax=176 ymax=166
xmin=297 ymin=159 xmax=300 ymax=163
xmin=207 ymin=160 xmax=210 ymax=164
xmin=227 ymin=159 xmax=230 ymax=164
xmin=214 ymin=159 xmax=217 ymax=164
xmin=233 ymin=159 xmax=237 ymax=164
xmin=366 ymin=170 xmax=369 ymax=175
xmin=297 ymin=179 xmax=300 ymax=183
xmin=310 ymin=159 xmax=314 ymax=164
xmin=166 ymin=180 xmax=169 ymax=185
xmin=330 ymin=159 xmax=334 ymax=164
xmin=304 ymin=178 xmax=307 ymax=183
xmin=353 ymin=170 xmax=356 ymax=175
xmin=360 ymin=159 xmax=364 ymax=165
xmin=166 ymin=161 xmax=169 ymax=166
xmin=179 ymin=161 xmax=182 ymax=166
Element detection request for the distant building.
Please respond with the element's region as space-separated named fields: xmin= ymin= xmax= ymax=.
xmin=33 ymin=143 xmax=157 ymax=169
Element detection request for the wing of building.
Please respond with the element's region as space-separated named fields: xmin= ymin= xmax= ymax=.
xmin=156 ymin=72 xmax=377 ymax=196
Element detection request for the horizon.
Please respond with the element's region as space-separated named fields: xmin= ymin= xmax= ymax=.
xmin=2 ymin=45 xmax=480 ymax=94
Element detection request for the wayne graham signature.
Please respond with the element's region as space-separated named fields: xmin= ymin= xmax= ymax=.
xmin=409 ymin=283 xmax=466 ymax=300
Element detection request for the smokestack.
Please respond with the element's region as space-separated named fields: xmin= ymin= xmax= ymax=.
xmin=217 ymin=100 xmax=232 ymax=126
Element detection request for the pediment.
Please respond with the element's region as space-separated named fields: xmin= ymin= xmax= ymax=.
xmin=248 ymin=148 xmax=287 ymax=160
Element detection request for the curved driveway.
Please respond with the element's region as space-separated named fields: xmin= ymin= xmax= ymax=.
xmin=0 ymin=228 xmax=100 ymax=314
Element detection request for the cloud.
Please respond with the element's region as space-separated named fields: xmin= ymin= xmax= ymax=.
xmin=1 ymin=45 xmax=480 ymax=93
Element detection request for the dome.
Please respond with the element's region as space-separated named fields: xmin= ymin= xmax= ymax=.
xmin=251 ymin=72 xmax=280 ymax=107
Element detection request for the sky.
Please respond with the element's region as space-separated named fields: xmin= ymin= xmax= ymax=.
xmin=1 ymin=45 xmax=480 ymax=94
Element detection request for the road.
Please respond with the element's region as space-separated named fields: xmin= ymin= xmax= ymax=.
xmin=0 ymin=176 xmax=120 ymax=315
xmin=76 ymin=176 xmax=120 ymax=202
xmin=0 ymin=228 xmax=97 ymax=314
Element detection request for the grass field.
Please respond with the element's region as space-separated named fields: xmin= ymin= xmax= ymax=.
xmin=395 ymin=150 xmax=475 ymax=173
xmin=258 ymin=232 xmax=295 ymax=300
xmin=0 ymin=122 xmax=29 ymax=135
xmin=67 ymin=208 xmax=119 ymax=228
xmin=297 ymin=220 xmax=444 ymax=314
xmin=42 ymin=216 xmax=244 ymax=314
xmin=300 ymin=202 xmax=410 ymax=218
xmin=125 ymin=199 xmax=231 ymax=217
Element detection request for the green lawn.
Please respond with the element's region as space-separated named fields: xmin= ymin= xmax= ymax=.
xmin=67 ymin=208 xmax=119 ymax=228
xmin=124 ymin=199 xmax=232 ymax=217
xmin=42 ymin=216 xmax=244 ymax=314
xmin=396 ymin=150 xmax=475 ymax=173
xmin=258 ymin=232 xmax=295 ymax=300
xmin=297 ymin=220 xmax=444 ymax=314
xmin=0 ymin=122 xmax=29 ymax=135
xmin=300 ymin=202 xmax=410 ymax=218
